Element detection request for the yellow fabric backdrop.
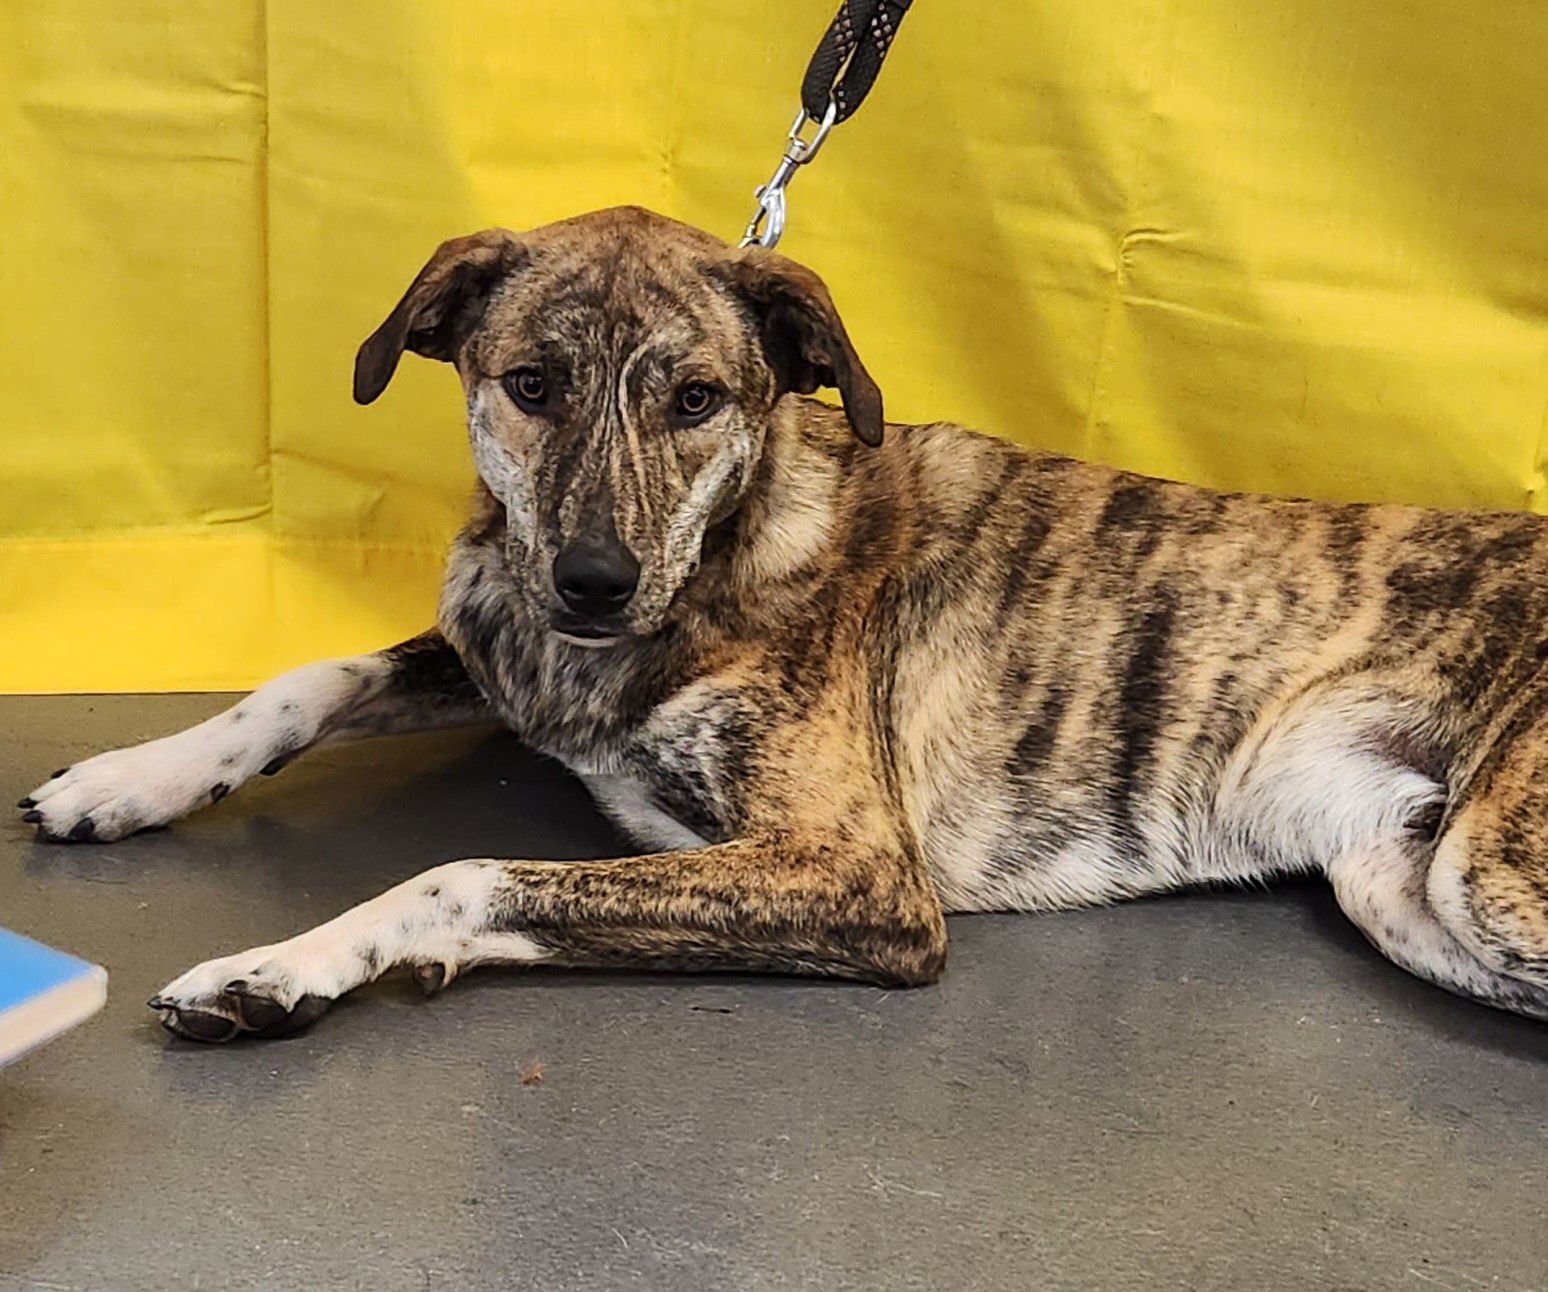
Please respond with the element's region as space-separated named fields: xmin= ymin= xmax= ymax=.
xmin=3 ymin=1 xmax=1547 ymax=692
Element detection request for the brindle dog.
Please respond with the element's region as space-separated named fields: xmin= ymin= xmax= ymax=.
xmin=20 ymin=207 xmax=1548 ymax=1042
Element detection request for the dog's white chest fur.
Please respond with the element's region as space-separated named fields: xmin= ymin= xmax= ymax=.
xmin=577 ymin=771 xmax=713 ymax=853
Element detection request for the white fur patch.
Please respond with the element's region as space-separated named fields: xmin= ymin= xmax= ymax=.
xmin=1208 ymin=691 xmax=1442 ymax=879
xmin=468 ymin=385 xmax=538 ymax=532
xmin=580 ymin=772 xmax=712 ymax=852
xmin=659 ymin=441 xmax=745 ymax=592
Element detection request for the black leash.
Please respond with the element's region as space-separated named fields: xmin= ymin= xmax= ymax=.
xmin=740 ymin=0 xmax=915 ymax=249
xmin=801 ymin=0 xmax=914 ymax=124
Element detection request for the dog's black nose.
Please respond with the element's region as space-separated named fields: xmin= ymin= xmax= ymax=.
xmin=552 ymin=540 xmax=640 ymax=619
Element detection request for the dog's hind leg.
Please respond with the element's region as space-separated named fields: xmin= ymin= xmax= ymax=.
xmin=149 ymin=834 xmax=948 ymax=1041
xmin=17 ymin=630 xmax=491 ymax=843
xmin=1405 ymin=714 xmax=1548 ymax=1019
xmin=1211 ymin=679 xmax=1548 ymax=1015
xmin=1328 ymin=834 xmax=1548 ymax=1020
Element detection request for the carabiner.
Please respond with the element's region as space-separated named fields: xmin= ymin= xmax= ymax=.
xmin=738 ymin=100 xmax=839 ymax=249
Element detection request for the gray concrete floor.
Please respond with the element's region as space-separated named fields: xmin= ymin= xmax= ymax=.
xmin=0 ymin=695 xmax=1545 ymax=1292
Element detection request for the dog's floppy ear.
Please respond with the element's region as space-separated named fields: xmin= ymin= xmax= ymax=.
xmin=353 ymin=229 xmax=527 ymax=405
xmin=724 ymin=248 xmax=884 ymax=447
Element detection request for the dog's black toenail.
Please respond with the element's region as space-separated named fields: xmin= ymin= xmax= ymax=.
xmin=21 ymin=810 xmax=42 ymax=824
xmin=210 ymin=782 xmax=230 ymax=803
xmin=228 ymin=987 xmax=291 ymax=1033
xmin=17 ymin=797 xmax=35 ymax=809
xmin=67 ymin=818 xmax=96 ymax=842
xmin=279 ymin=994 xmax=333 ymax=1034
xmin=165 ymin=1008 xmax=241 ymax=1043
xmin=260 ymin=753 xmax=295 ymax=777
xmin=414 ymin=963 xmax=447 ymax=997
xmin=50 ymin=768 xmax=67 ymax=779
xmin=147 ymin=996 xmax=167 ymax=1010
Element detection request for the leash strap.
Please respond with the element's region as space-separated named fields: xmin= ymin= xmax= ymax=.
xmin=740 ymin=0 xmax=915 ymax=248
xmin=801 ymin=0 xmax=914 ymax=125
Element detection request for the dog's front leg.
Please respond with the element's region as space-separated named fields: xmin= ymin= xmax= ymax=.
xmin=149 ymin=835 xmax=947 ymax=1042
xmin=17 ymin=630 xmax=490 ymax=843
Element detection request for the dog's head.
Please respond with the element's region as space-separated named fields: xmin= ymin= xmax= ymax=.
xmin=354 ymin=207 xmax=880 ymax=645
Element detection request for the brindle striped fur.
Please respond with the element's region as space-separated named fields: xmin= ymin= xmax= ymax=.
xmin=31 ymin=207 xmax=1548 ymax=1040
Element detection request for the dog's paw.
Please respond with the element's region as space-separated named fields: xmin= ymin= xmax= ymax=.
xmin=149 ymin=944 xmax=342 ymax=1042
xmin=17 ymin=732 xmax=249 ymax=843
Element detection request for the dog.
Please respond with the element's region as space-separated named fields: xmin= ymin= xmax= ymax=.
xmin=18 ymin=206 xmax=1548 ymax=1042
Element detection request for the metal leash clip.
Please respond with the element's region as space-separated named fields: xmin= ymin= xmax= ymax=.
xmin=739 ymin=99 xmax=839 ymax=250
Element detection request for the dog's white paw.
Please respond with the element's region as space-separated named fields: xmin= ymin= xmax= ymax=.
xmin=148 ymin=939 xmax=352 ymax=1042
xmin=15 ymin=658 xmax=373 ymax=844
xmin=145 ymin=861 xmax=545 ymax=1042
xmin=16 ymin=729 xmax=256 ymax=843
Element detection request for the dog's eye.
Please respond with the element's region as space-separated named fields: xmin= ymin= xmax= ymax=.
xmin=503 ymin=368 xmax=548 ymax=411
xmin=674 ymin=382 xmax=721 ymax=424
